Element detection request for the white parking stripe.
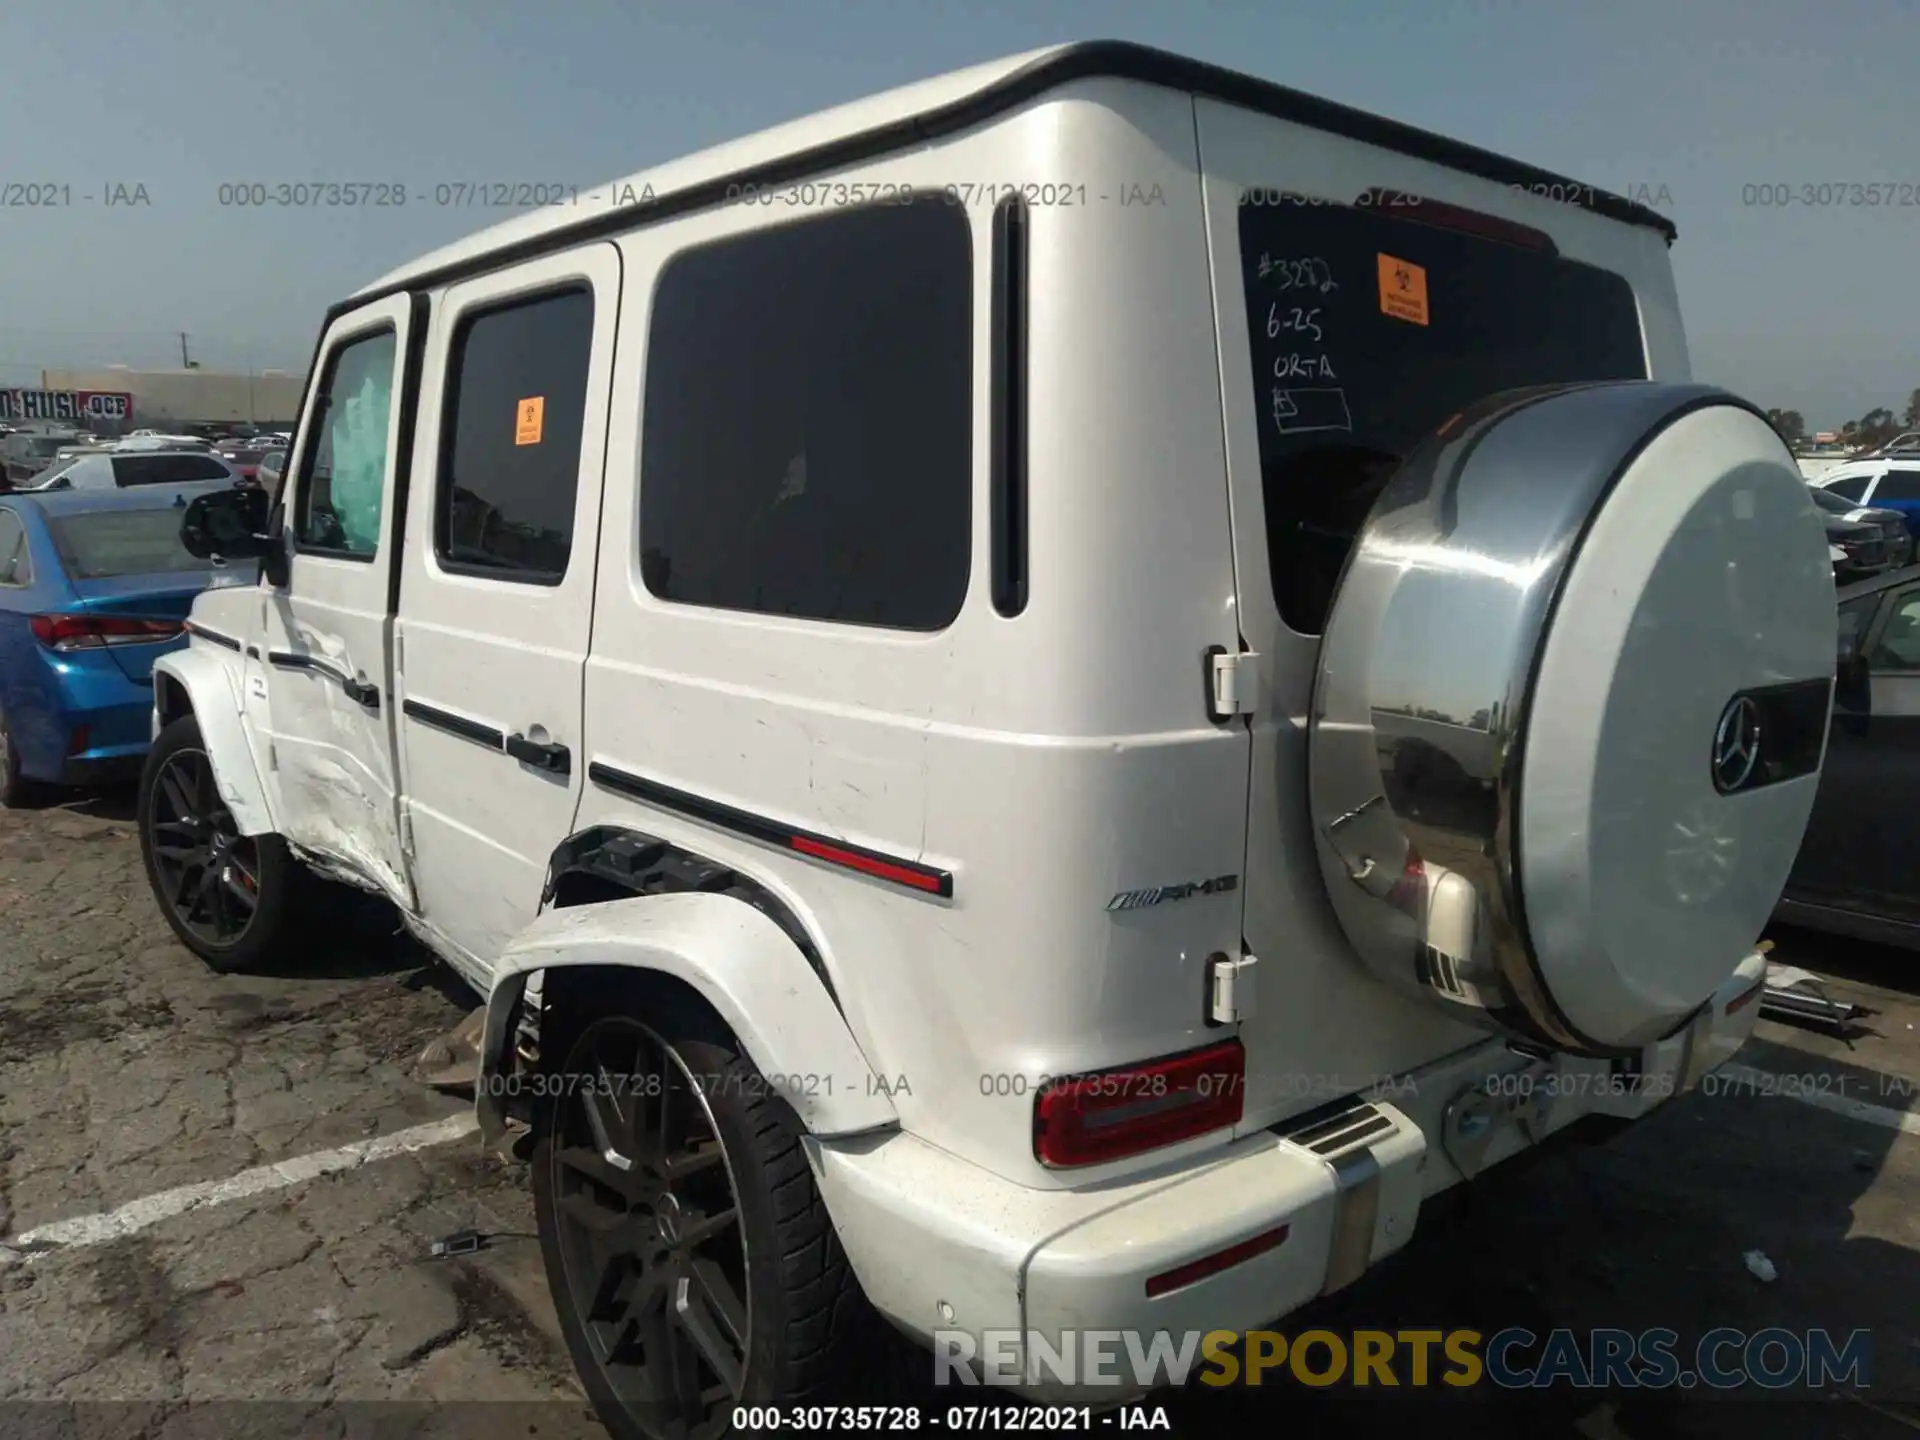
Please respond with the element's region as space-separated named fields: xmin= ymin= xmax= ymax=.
xmin=1716 ymin=1063 xmax=1920 ymax=1137
xmin=0 ymin=1112 xmax=478 ymax=1266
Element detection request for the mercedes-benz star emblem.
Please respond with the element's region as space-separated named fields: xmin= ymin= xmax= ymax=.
xmin=1712 ymin=695 xmax=1763 ymax=794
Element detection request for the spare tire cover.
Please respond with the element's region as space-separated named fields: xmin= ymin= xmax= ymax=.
xmin=1308 ymin=382 xmax=1834 ymax=1056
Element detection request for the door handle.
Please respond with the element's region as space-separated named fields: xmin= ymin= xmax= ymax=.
xmin=505 ymin=732 xmax=571 ymax=775
xmin=342 ymin=676 xmax=379 ymax=710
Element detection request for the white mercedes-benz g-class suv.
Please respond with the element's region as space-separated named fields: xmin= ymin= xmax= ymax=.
xmin=139 ymin=39 xmax=1834 ymax=1438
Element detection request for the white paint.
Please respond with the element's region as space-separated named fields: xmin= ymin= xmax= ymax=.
xmin=0 ymin=1112 xmax=477 ymax=1267
xmin=1717 ymin=1063 xmax=1920 ymax=1137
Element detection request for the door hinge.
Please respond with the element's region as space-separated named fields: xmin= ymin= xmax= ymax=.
xmin=1208 ymin=952 xmax=1258 ymax=1025
xmin=1207 ymin=647 xmax=1262 ymax=721
xmin=398 ymin=806 xmax=415 ymax=859
xmin=393 ymin=630 xmax=404 ymax=675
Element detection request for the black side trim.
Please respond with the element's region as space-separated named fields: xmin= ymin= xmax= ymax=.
xmin=543 ymin=825 xmax=837 ymax=1004
xmin=321 ymin=41 xmax=1673 ymax=331
xmin=587 ymin=762 xmax=954 ymax=899
xmin=402 ymin=698 xmax=505 ymax=750
xmin=385 ymin=293 xmax=433 ymax=618
xmin=267 ymin=649 xmax=381 ymax=711
xmin=990 ymin=195 xmax=1029 ymax=617
xmin=185 ymin=622 xmax=241 ymax=651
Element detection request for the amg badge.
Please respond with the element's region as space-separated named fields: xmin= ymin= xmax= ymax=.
xmin=1107 ymin=874 xmax=1240 ymax=912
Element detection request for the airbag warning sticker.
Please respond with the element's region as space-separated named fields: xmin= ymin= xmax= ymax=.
xmin=1378 ymin=254 xmax=1429 ymax=326
xmin=515 ymin=396 xmax=545 ymax=446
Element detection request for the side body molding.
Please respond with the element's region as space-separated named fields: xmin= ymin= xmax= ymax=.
xmin=151 ymin=648 xmax=276 ymax=838
xmin=477 ymin=892 xmax=900 ymax=1146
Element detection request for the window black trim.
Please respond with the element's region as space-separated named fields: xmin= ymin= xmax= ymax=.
xmin=990 ymin=195 xmax=1029 ymax=618
xmin=289 ymin=320 xmax=401 ymax=564
xmin=588 ymin=761 xmax=954 ymax=899
xmin=312 ymin=42 xmax=1671 ymax=350
xmin=431 ymin=280 xmax=595 ymax=589
xmin=402 ymin=697 xmax=506 ymax=750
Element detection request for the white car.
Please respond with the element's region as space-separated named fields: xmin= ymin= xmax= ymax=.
xmin=138 ymin=41 xmax=1834 ymax=1433
xmin=115 ymin=432 xmax=213 ymax=452
xmin=31 ymin=449 xmax=242 ymax=491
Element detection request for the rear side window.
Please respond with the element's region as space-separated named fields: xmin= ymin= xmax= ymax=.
xmin=1824 ymin=473 xmax=1873 ymax=502
xmin=111 ymin=454 xmax=234 ymax=487
xmin=639 ymin=200 xmax=972 ymax=630
xmin=1873 ymin=469 xmax=1920 ymax=502
xmin=296 ymin=327 xmax=397 ymax=557
xmin=435 ymin=286 xmax=594 ymax=583
xmin=1239 ymin=198 xmax=1648 ymax=634
xmin=48 ymin=509 xmax=207 ymax=579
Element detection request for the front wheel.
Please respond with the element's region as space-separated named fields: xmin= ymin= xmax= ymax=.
xmin=137 ymin=714 xmax=305 ymax=971
xmin=532 ymin=977 xmax=866 ymax=1440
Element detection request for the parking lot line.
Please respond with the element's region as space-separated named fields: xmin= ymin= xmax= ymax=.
xmin=1718 ymin=1062 xmax=1920 ymax=1136
xmin=0 ymin=1111 xmax=479 ymax=1267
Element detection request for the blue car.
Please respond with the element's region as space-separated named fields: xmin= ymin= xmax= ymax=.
xmin=0 ymin=484 xmax=257 ymax=805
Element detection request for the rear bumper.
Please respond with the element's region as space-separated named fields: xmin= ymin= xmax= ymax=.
xmin=811 ymin=951 xmax=1769 ymax=1399
xmin=11 ymin=655 xmax=156 ymax=784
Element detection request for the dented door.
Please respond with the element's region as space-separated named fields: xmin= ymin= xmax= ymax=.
xmin=260 ymin=297 xmax=417 ymax=906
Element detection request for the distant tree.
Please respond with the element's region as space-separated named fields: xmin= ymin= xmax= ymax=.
xmin=1905 ymin=388 xmax=1920 ymax=430
xmin=1765 ymin=408 xmax=1807 ymax=446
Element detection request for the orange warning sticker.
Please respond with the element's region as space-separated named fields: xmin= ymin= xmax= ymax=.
xmin=1377 ymin=254 xmax=1429 ymax=326
xmin=515 ymin=396 xmax=545 ymax=446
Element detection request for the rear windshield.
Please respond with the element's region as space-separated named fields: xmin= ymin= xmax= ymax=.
xmin=48 ymin=509 xmax=209 ymax=579
xmin=31 ymin=437 xmax=69 ymax=455
xmin=111 ymin=454 xmax=233 ymax=486
xmin=1239 ymin=197 xmax=1648 ymax=634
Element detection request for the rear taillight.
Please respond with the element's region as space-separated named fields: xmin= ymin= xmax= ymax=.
xmin=30 ymin=613 xmax=185 ymax=651
xmin=1033 ymin=1041 xmax=1245 ymax=1169
xmin=1385 ymin=847 xmax=1427 ymax=916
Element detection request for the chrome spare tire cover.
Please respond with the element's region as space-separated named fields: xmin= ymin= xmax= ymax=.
xmin=1308 ymin=382 xmax=1834 ymax=1056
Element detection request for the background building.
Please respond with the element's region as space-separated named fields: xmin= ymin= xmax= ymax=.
xmin=37 ymin=366 xmax=305 ymax=431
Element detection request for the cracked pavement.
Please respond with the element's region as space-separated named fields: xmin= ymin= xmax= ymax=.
xmin=1 ymin=786 xmax=1916 ymax=1439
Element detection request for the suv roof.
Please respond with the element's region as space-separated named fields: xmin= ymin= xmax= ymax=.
xmin=346 ymin=39 xmax=1676 ymax=311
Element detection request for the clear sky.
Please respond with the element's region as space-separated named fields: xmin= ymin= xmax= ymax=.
xmin=0 ymin=0 xmax=1912 ymax=430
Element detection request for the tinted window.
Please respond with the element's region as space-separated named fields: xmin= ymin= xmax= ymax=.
xmin=435 ymin=287 xmax=593 ymax=582
xmin=295 ymin=327 xmax=396 ymax=557
xmin=111 ymin=454 xmax=234 ymax=486
xmin=1838 ymin=594 xmax=1877 ymax=653
xmin=1810 ymin=487 xmax=1857 ymax=515
xmin=640 ymin=202 xmax=972 ymax=630
xmin=1238 ymin=199 xmax=1648 ymax=635
xmin=48 ymin=509 xmax=209 ymax=579
xmin=1872 ymin=589 xmax=1920 ymax=670
xmin=1824 ymin=474 xmax=1872 ymax=502
xmin=1873 ymin=469 xmax=1920 ymax=501
xmin=0 ymin=509 xmax=26 ymax=585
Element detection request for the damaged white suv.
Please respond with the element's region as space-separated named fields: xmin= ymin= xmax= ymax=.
xmin=139 ymin=39 xmax=1835 ymax=1438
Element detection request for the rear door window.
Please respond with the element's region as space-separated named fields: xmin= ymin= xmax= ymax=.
xmin=1238 ymin=197 xmax=1648 ymax=634
xmin=111 ymin=454 xmax=235 ymax=486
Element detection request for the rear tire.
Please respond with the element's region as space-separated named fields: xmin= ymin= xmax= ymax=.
xmin=532 ymin=973 xmax=868 ymax=1440
xmin=137 ymin=714 xmax=307 ymax=972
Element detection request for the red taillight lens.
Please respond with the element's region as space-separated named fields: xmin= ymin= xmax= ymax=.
xmin=30 ymin=613 xmax=185 ymax=651
xmin=1033 ymin=1041 xmax=1245 ymax=1169
xmin=1385 ymin=847 xmax=1427 ymax=916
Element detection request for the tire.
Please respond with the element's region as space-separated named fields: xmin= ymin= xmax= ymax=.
xmin=137 ymin=713 xmax=306 ymax=972
xmin=532 ymin=973 xmax=867 ymax=1439
xmin=0 ymin=705 xmax=36 ymax=809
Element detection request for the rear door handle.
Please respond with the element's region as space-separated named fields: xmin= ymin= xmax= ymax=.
xmin=505 ymin=733 xmax=571 ymax=775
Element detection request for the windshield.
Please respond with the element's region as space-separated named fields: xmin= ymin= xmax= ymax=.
xmin=48 ymin=508 xmax=211 ymax=579
xmin=1238 ymin=196 xmax=1648 ymax=634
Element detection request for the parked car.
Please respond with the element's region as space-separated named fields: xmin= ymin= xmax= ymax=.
xmin=214 ymin=441 xmax=271 ymax=483
xmin=1776 ymin=563 xmax=1920 ymax=947
xmin=3 ymin=431 xmax=82 ymax=486
xmin=137 ymin=40 xmax=1835 ymax=1435
xmin=1813 ymin=457 xmax=1920 ymax=539
xmin=29 ymin=450 xmax=245 ymax=492
xmin=0 ymin=484 xmax=256 ymax=804
xmin=1810 ymin=484 xmax=1909 ymax=577
xmin=257 ymin=448 xmax=287 ymax=498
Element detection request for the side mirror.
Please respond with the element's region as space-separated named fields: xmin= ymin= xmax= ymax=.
xmin=181 ymin=486 xmax=278 ymax=571
xmin=1834 ymin=641 xmax=1872 ymax=722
